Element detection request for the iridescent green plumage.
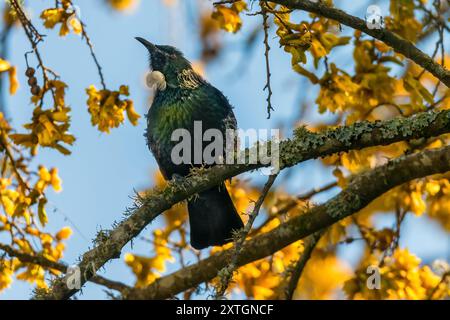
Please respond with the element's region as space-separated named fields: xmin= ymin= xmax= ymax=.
xmin=137 ymin=37 xmax=243 ymax=249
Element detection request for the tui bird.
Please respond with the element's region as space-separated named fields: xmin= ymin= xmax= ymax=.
xmin=136 ymin=37 xmax=244 ymax=250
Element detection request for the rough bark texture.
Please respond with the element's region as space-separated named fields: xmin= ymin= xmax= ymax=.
xmin=0 ymin=243 xmax=130 ymax=293
xmin=36 ymin=109 xmax=450 ymax=299
xmin=0 ymin=243 xmax=66 ymax=272
xmin=272 ymin=0 xmax=450 ymax=87
xmin=125 ymin=145 xmax=450 ymax=299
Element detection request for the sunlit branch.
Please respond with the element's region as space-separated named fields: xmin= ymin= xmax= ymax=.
xmin=37 ymin=108 xmax=450 ymax=300
xmin=0 ymin=243 xmax=130 ymax=294
xmin=124 ymin=145 xmax=450 ymax=299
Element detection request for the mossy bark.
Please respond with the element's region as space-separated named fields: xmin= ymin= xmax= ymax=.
xmin=125 ymin=145 xmax=450 ymax=299
xmin=37 ymin=109 xmax=450 ymax=299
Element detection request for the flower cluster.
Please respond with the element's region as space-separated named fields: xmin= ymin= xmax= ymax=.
xmin=0 ymin=58 xmax=18 ymax=95
xmin=86 ymin=85 xmax=140 ymax=133
xmin=40 ymin=0 xmax=82 ymax=36
xmin=212 ymin=1 xmax=247 ymax=33
xmin=10 ymin=80 xmax=75 ymax=155
xmin=344 ymin=249 xmax=448 ymax=300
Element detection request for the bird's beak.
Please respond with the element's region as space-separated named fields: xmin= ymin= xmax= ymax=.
xmin=135 ymin=37 xmax=158 ymax=54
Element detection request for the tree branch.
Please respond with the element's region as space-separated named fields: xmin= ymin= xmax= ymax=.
xmin=89 ymin=275 xmax=130 ymax=294
xmin=260 ymin=1 xmax=275 ymax=119
xmin=270 ymin=0 xmax=450 ymax=87
xmin=124 ymin=145 xmax=450 ymax=299
xmin=0 ymin=243 xmax=66 ymax=272
xmin=36 ymin=108 xmax=450 ymax=299
xmin=0 ymin=243 xmax=130 ymax=294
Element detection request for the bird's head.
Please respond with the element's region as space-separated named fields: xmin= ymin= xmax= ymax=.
xmin=136 ymin=37 xmax=192 ymax=87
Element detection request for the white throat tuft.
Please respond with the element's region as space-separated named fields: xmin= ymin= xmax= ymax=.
xmin=146 ymin=71 xmax=167 ymax=91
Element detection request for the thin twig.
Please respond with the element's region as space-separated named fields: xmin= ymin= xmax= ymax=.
xmin=214 ymin=174 xmax=278 ymax=298
xmin=261 ymin=2 xmax=275 ymax=119
xmin=79 ymin=20 xmax=106 ymax=89
xmin=297 ymin=181 xmax=338 ymax=200
xmin=0 ymin=242 xmax=130 ymax=294
xmin=10 ymin=0 xmax=56 ymax=107
xmin=89 ymin=275 xmax=130 ymax=294
xmin=284 ymin=229 xmax=325 ymax=299
xmin=213 ymin=0 xmax=241 ymax=5
xmin=269 ymin=180 xmax=338 ymax=219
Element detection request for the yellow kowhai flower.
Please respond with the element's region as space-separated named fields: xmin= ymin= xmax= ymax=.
xmin=14 ymin=238 xmax=34 ymax=255
xmin=35 ymin=166 xmax=62 ymax=194
xmin=124 ymin=254 xmax=157 ymax=287
xmin=10 ymin=106 xmax=75 ymax=155
xmin=3 ymin=5 xmax=19 ymax=28
xmin=0 ymin=183 xmax=32 ymax=218
xmin=9 ymin=79 xmax=74 ymax=155
xmin=40 ymin=233 xmax=54 ymax=247
xmin=38 ymin=198 xmax=48 ymax=226
xmin=0 ymin=259 xmax=16 ymax=291
xmin=86 ymin=85 xmax=140 ymax=133
xmin=40 ymin=9 xmax=63 ymax=29
xmin=294 ymin=251 xmax=351 ymax=299
xmin=226 ymin=179 xmax=260 ymax=224
xmin=40 ymin=1 xmax=82 ymax=37
xmin=344 ymin=248 xmax=447 ymax=300
xmin=385 ymin=0 xmax=422 ymax=43
xmin=425 ymin=180 xmax=441 ymax=196
xmin=25 ymin=226 xmax=40 ymax=237
xmin=316 ymin=63 xmax=359 ymax=114
xmin=107 ymin=0 xmax=138 ymax=11
xmin=55 ymin=227 xmax=72 ymax=241
xmin=125 ymin=100 xmax=140 ymax=127
xmin=212 ymin=1 xmax=247 ymax=33
xmin=429 ymin=194 xmax=450 ymax=231
xmin=125 ymin=227 xmax=175 ymax=288
xmin=16 ymin=264 xmax=47 ymax=289
xmin=42 ymin=241 xmax=66 ymax=269
xmin=31 ymin=80 xmax=68 ymax=108
xmin=124 ymin=251 xmax=174 ymax=288
xmin=0 ymin=58 xmax=19 ymax=95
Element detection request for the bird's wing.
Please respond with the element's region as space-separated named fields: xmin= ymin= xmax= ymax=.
xmin=188 ymin=84 xmax=237 ymax=134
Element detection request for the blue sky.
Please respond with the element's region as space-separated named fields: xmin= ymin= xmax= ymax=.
xmin=1 ymin=0 xmax=448 ymax=299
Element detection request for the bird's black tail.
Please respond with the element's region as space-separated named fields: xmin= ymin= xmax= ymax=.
xmin=187 ymin=183 xmax=244 ymax=250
